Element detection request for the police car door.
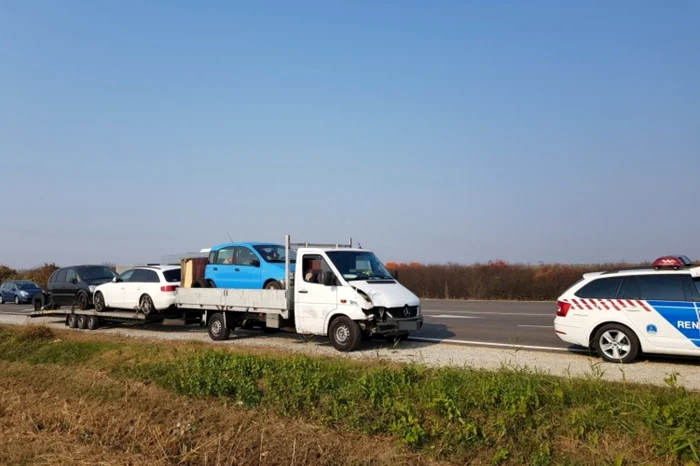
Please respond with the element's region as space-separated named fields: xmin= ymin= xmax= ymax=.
xmin=620 ymin=274 xmax=700 ymax=351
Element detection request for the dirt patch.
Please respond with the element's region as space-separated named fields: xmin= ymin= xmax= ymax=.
xmin=0 ymin=361 xmax=443 ymax=466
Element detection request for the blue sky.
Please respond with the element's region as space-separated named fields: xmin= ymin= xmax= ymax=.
xmin=1 ymin=1 xmax=699 ymax=268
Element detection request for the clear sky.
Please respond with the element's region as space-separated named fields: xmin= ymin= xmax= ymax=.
xmin=1 ymin=1 xmax=699 ymax=269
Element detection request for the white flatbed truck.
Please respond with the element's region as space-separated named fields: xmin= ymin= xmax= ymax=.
xmin=29 ymin=236 xmax=423 ymax=352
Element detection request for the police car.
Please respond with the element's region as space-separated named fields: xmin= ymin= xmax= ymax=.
xmin=554 ymin=255 xmax=700 ymax=363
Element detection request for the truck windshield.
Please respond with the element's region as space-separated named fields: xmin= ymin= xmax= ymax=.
xmin=254 ymin=245 xmax=296 ymax=263
xmin=325 ymin=251 xmax=394 ymax=281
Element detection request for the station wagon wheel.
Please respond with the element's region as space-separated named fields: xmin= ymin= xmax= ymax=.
xmin=593 ymin=324 xmax=640 ymax=364
xmin=77 ymin=292 xmax=89 ymax=310
xmin=329 ymin=316 xmax=361 ymax=352
xmin=94 ymin=292 xmax=106 ymax=312
xmin=140 ymin=295 xmax=154 ymax=316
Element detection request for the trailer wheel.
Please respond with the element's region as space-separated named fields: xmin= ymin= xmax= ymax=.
xmin=208 ymin=313 xmax=231 ymax=341
xmin=68 ymin=314 xmax=78 ymax=328
xmin=77 ymin=314 xmax=88 ymax=329
xmin=87 ymin=316 xmax=100 ymax=330
xmin=329 ymin=316 xmax=361 ymax=352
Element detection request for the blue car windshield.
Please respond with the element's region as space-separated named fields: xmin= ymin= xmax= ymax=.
xmin=253 ymin=245 xmax=296 ymax=263
xmin=17 ymin=282 xmax=40 ymax=290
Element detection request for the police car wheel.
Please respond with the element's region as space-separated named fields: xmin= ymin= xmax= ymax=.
xmin=593 ymin=324 xmax=640 ymax=364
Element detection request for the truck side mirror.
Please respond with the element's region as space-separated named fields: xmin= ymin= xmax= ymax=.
xmin=322 ymin=271 xmax=335 ymax=286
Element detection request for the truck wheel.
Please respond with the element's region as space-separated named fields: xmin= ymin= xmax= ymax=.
xmin=329 ymin=316 xmax=361 ymax=352
xmin=593 ymin=324 xmax=640 ymax=364
xmin=264 ymin=280 xmax=281 ymax=290
xmin=77 ymin=292 xmax=89 ymax=310
xmin=68 ymin=314 xmax=78 ymax=328
xmin=208 ymin=313 xmax=231 ymax=341
xmin=77 ymin=314 xmax=88 ymax=329
xmin=87 ymin=316 xmax=100 ymax=330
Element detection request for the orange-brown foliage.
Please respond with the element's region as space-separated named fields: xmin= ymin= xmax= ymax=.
xmin=386 ymin=261 xmax=650 ymax=301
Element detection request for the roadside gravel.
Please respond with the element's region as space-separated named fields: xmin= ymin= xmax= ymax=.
xmin=1 ymin=313 xmax=698 ymax=390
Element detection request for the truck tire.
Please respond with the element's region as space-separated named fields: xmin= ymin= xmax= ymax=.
xmin=68 ymin=314 xmax=78 ymax=328
xmin=87 ymin=315 xmax=100 ymax=330
xmin=329 ymin=316 xmax=361 ymax=352
xmin=208 ymin=313 xmax=231 ymax=341
xmin=77 ymin=314 xmax=88 ymax=329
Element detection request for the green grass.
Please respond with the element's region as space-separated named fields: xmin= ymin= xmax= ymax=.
xmin=1 ymin=325 xmax=698 ymax=465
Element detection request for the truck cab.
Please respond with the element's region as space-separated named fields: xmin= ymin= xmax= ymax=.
xmin=292 ymin=246 xmax=423 ymax=350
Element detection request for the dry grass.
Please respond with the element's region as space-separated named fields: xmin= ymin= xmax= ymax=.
xmin=0 ymin=361 xmax=442 ymax=466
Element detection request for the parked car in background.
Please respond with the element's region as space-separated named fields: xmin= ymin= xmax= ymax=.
xmin=0 ymin=280 xmax=43 ymax=304
xmin=195 ymin=242 xmax=296 ymax=289
xmin=45 ymin=265 xmax=118 ymax=309
xmin=93 ymin=265 xmax=181 ymax=315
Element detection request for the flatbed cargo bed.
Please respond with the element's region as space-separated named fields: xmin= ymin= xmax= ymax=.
xmin=174 ymin=287 xmax=289 ymax=317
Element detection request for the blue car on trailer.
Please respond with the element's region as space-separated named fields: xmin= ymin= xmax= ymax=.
xmin=195 ymin=242 xmax=296 ymax=289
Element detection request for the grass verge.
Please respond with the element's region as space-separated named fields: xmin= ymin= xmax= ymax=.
xmin=0 ymin=325 xmax=698 ymax=465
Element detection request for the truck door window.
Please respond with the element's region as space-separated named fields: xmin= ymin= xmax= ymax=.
xmin=215 ymin=247 xmax=235 ymax=265
xmin=302 ymin=254 xmax=333 ymax=284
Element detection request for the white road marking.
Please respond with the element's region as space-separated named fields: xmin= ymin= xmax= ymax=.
xmin=422 ymin=310 xmax=552 ymax=317
xmin=426 ymin=314 xmax=484 ymax=319
xmin=518 ymin=325 xmax=554 ymax=328
xmin=407 ymin=336 xmax=589 ymax=353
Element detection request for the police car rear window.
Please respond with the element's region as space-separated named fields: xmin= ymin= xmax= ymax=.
xmin=575 ymin=277 xmax=624 ymax=299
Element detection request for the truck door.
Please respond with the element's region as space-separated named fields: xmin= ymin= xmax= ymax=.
xmin=624 ymin=274 xmax=700 ymax=350
xmin=294 ymin=253 xmax=338 ymax=334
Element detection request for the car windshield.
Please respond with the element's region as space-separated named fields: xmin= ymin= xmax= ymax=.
xmin=16 ymin=282 xmax=40 ymax=290
xmin=78 ymin=266 xmax=118 ymax=281
xmin=253 ymin=245 xmax=296 ymax=263
xmin=163 ymin=269 xmax=181 ymax=283
xmin=325 ymin=251 xmax=394 ymax=281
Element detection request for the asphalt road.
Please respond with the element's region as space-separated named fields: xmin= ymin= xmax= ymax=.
xmin=0 ymin=299 xmax=566 ymax=351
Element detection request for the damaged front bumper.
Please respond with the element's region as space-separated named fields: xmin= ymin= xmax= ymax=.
xmin=373 ymin=315 xmax=424 ymax=336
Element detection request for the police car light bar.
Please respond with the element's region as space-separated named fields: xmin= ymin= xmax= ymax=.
xmin=652 ymin=255 xmax=692 ymax=270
